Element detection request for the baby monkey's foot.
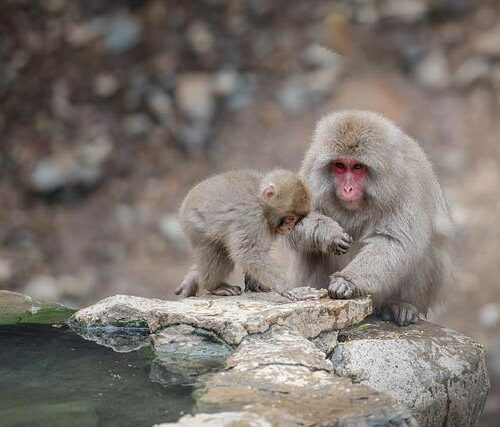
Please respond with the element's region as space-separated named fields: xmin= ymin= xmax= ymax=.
xmin=244 ymin=274 xmax=272 ymax=292
xmin=210 ymin=283 xmax=242 ymax=296
xmin=381 ymin=302 xmax=419 ymax=327
xmin=328 ymin=277 xmax=359 ymax=299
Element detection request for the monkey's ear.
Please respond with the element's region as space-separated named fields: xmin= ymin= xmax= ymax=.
xmin=261 ymin=183 xmax=276 ymax=200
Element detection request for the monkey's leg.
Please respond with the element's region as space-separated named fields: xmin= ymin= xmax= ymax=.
xmin=175 ymin=264 xmax=199 ymax=297
xmin=380 ymin=302 xmax=419 ymax=327
xmin=197 ymin=243 xmax=241 ymax=296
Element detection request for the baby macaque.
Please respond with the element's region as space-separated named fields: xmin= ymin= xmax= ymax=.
xmin=175 ymin=169 xmax=343 ymax=297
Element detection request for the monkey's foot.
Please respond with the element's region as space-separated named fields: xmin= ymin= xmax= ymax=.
xmin=244 ymin=274 xmax=271 ymax=293
xmin=210 ymin=283 xmax=242 ymax=297
xmin=175 ymin=280 xmax=199 ymax=298
xmin=333 ymin=232 xmax=353 ymax=255
xmin=328 ymin=277 xmax=358 ymax=299
xmin=381 ymin=302 xmax=419 ymax=327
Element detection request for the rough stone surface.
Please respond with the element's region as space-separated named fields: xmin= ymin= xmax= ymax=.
xmin=70 ymin=292 xmax=488 ymax=426
xmin=225 ymin=330 xmax=332 ymax=372
xmin=197 ymin=363 xmax=416 ymax=426
xmin=332 ymin=317 xmax=490 ymax=427
xmin=71 ymin=291 xmax=372 ymax=345
xmin=151 ymin=325 xmax=232 ymax=380
xmin=155 ymin=411 xmax=272 ymax=427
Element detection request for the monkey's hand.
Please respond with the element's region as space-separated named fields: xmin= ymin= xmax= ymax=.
xmin=381 ymin=302 xmax=419 ymax=327
xmin=331 ymin=231 xmax=353 ymax=256
xmin=328 ymin=277 xmax=360 ymax=299
xmin=288 ymin=213 xmax=352 ymax=255
xmin=244 ymin=273 xmax=273 ymax=292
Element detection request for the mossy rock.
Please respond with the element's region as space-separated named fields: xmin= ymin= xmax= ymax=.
xmin=0 ymin=290 xmax=75 ymax=325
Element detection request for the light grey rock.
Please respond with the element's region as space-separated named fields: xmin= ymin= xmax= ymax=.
xmin=148 ymin=90 xmax=174 ymax=126
xmin=0 ymin=290 xmax=33 ymax=324
xmin=381 ymin=0 xmax=427 ymax=22
xmin=331 ymin=318 xmax=490 ymax=427
xmin=472 ymin=25 xmax=500 ymax=58
xmin=186 ymin=21 xmax=214 ymax=55
xmin=150 ymin=325 xmax=232 ymax=385
xmin=23 ymin=275 xmax=60 ymax=302
xmin=93 ymin=73 xmax=119 ymax=98
xmin=71 ymin=292 xmax=372 ymax=346
xmin=310 ymin=330 xmax=339 ymax=354
xmin=123 ymin=114 xmax=153 ymax=137
xmin=30 ymin=138 xmax=113 ymax=193
xmin=454 ymin=57 xmax=490 ymax=87
xmin=226 ymin=330 xmax=332 ymax=372
xmin=198 ymin=360 xmax=416 ymax=426
xmin=0 ymin=257 xmax=13 ymax=283
xmin=155 ymin=411 xmax=272 ymax=427
xmin=175 ymin=73 xmax=215 ymax=121
xmin=75 ymin=326 xmax=150 ymax=353
xmin=103 ymin=13 xmax=142 ymax=54
xmin=302 ymin=44 xmax=342 ymax=69
xmin=479 ymin=303 xmax=500 ymax=328
xmin=213 ymin=70 xmax=241 ymax=97
xmin=415 ymin=50 xmax=451 ymax=90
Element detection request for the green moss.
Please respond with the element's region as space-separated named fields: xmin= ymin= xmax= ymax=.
xmin=0 ymin=303 xmax=75 ymax=326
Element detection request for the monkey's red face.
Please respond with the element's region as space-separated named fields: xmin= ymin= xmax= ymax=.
xmin=332 ymin=158 xmax=367 ymax=210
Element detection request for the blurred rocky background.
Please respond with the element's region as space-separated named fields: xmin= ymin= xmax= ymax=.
xmin=0 ymin=0 xmax=499 ymax=423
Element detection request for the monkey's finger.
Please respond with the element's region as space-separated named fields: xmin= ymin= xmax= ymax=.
xmin=337 ymin=241 xmax=350 ymax=250
xmin=398 ymin=307 xmax=409 ymax=326
xmin=342 ymin=233 xmax=352 ymax=243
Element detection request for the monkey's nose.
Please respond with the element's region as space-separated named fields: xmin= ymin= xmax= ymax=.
xmin=343 ymin=186 xmax=353 ymax=194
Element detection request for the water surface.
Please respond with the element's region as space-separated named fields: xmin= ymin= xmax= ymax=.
xmin=0 ymin=324 xmax=194 ymax=427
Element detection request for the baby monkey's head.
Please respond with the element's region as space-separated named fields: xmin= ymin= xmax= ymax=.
xmin=260 ymin=169 xmax=311 ymax=235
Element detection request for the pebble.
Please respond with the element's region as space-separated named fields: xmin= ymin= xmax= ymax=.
xmin=94 ymin=73 xmax=120 ymax=98
xmin=24 ymin=275 xmax=60 ymax=302
xmin=454 ymin=58 xmax=490 ymax=87
xmin=479 ymin=303 xmax=500 ymax=328
xmin=0 ymin=258 xmax=13 ymax=283
xmin=187 ymin=21 xmax=215 ymax=55
xmin=414 ymin=50 xmax=451 ymax=89
xmin=148 ymin=90 xmax=174 ymax=125
xmin=103 ymin=13 xmax=142 ymax=54
xmin=30 ymin=137 xmax=113 ymax=193
xmin=176 ymin=73 xmax=215 ymax=121
xmin=472 ymin=25 xmax=500 ymax=58
xmin=123 ymin=114 xmax=153 ymax=137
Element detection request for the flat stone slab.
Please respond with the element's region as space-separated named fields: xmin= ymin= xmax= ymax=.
xmin=198 ymin=369 xmax=416 ymax=426
xmin=71 ymin=290 xmax=372 ymax=346
xmin=332 ymin=317 xmax=490 ymax=427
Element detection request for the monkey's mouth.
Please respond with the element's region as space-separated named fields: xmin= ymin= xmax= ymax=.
xmin=337 ymin=197 xmax=362 ymax=210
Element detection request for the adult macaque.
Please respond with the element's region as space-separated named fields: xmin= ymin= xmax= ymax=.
xmin=176 ymin=169 xmax=349 ymax=297
xmin=288 ymin=110 xmax=453 ymax=326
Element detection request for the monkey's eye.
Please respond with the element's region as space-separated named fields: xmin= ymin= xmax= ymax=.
xmin=353 ymin=163 xmax=363 ymax=169
xmin=334 ymin=162 xmax=346 ymax=169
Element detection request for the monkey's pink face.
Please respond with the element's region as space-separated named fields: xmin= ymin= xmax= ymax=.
xmin=332 ymin=158 xmax=368 ymax=210
xmin=277 ymin=216 xmax=300 ymax=235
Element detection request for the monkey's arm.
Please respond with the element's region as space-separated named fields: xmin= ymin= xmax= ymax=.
xmin=331 ymin=219 xmax=428 ymax=301
xmin=287 ymin=212 xmax=351 ymax=255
